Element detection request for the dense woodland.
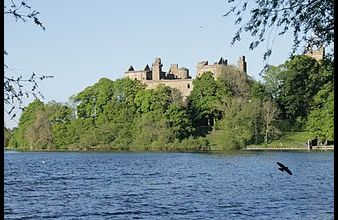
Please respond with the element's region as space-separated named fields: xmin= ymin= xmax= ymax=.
xmin=5 ymin=55 xmax=334 ymax=151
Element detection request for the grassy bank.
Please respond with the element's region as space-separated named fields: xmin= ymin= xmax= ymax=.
xmin=246 ymin=132 xmax=333 ymax=150
xmin=247 ymin=132 xmax=312 ymax=149
xmin=207 ymin=130 xmax=320 ymax=150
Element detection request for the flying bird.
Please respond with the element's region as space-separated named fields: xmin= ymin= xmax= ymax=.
xmin=276 ymin=162 xmax=292 ymax=175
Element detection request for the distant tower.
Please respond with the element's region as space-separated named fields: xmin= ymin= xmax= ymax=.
xmin=305 ymin=47 xmax=325 ymax=61
xmin=237 ymin=56 xmax=247 ymax=73
xmin=152 ymin=58 xmax=163 ymax=80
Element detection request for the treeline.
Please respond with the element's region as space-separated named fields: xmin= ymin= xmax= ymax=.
xmin=6 ymin=55 xmax=334 ymax=151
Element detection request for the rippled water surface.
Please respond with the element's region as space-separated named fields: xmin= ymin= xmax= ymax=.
xmin=4 ymin=151 xmax=334 ymax=219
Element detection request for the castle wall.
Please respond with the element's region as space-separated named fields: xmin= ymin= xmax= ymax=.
xmin=124 ymin=56 xmax=248 ymax=99
xmin=168 ymin=64 xmax=189 ymax=79
xmin=125 ymin=70 xmax=149 ymax=81
xmin=169 ymin=64 xmax=178 ymax=75
xmin=177 ymin=68 xmax=189 ymax=79
xmin=196 ymin=64 xmax=223 ymax=78
xmin=144 ymin=79 xmax=193 ymax=98
xmin=305 ymin=47 xmax=325 ymax=61
xmin=197 ymin=56 xmax=247 ymax=78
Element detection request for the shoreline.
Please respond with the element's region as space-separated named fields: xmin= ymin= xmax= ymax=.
xmin=4 ymin=146 xmax=334 ymax=153
xmin=245 ymin=145 xmax=334 ymax=151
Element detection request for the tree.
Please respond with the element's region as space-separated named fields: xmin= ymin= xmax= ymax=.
xmin=165 ymin=103 xmax=193 ymax=140
xmin=131 ymin=110 xmax=175 ymax=150
xmin=133 ymin=84 xmax=193 ymax=148
xmin=96 ymin=78 xmax=144 ymax=125
xmin=261 ymin=65 xmax=285 ymax=100
xmin=218 ymin=97 xmax=257 ymax=149
xmin=74 ymin=78 xmax=115 ymax=118
xmin=71 ymin=78 xmax=145 ymax=149
xmin=9 ymin=99 xmax=45 ymax=149
xmin=48 ymin=103 xmax=76 ymax=148
xmin=4 ymin=127 xmax=13 ymax=148
xmin=134 ymin=84 xmax=181 ymax=115
xmin=262 ymin=55 xmax=326 ymax=128
xmin=4 ymin=0 xmax=45 ymax=30
xmin=279 ymin=56 xmax=319 ymax=120
xmin=261 ymin=100 xmax=281 ymax=145
xmin=65 ymin=118 xmax=95 ymax=150
xmin=134 ymin=89 xmax=163 ymax=114
xmin=24 ymin=109 xmax=54 ymax=150
xmin=248 ymin=81 xmax=269 ymax=144
xmin=4 ymin=0 xmax=53 ymax=119
xmin=219 ymin=65 xmax=250 ymax=97
xmin=250 ymin=81 xmax=269 ymax=100
xmin=224 ymin=0 xmax=334 ymax=61
xmin=306 ymin=82 xmax=333 ymax=142
xmin=188 ymin=72 xmax=231 ymax=132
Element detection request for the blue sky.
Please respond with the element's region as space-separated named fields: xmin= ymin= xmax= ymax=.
xmin=4 ymin=0 xmax=298 ymax=128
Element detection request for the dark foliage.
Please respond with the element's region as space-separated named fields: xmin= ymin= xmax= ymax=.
xmin=224 ymin=0 xmax=334 ymax=61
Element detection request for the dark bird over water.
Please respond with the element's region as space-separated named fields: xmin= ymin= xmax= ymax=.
xmin=277 ymin=162 xmax=292 ymax=175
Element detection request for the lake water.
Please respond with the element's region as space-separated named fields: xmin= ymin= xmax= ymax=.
xmin=4 ymin=151 xmax=334 ymax=219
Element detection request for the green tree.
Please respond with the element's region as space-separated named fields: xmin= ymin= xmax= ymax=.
xmin=132 ymin=84 xmax=192 ymax=149
xmin=9 ymin=99 xmax=45 ymax=149
xmin=24 ymin=109 xmax=54 ymax=150
xmin=112 ymin=77 xmax=145 ymax=111
xmin=219 ymin=65 xmax=250 ymax=97
xmin=66 ymin=118 xmax=96 ymax=150
xmin=134 ymin=84 xmax=176 ymax=114
xmin=188 ymin=72 xmax=231 ymax=133
xmin=306 ymin=82 xmax=333 ymax=142
xmin=261 ymin=65 xmax=285 ymax=100
xmin=134 ymin=89 xmax=159 ymax=113
xmin=165 ymin=103 xmax=193 ymax=140
xmin=249 ymin=98 xmax=265 ymax=144
xmin=131 ymin=110 xmax=175 ymax=150
xmin=74 ymin=78 xmax=115 ymax=119
xmin=4 ymin=127 xmax=13 ymax=148
xmin=261 ymin=100 xmax=281 ymax=145
xmin=49 ymin=103 xmax=75 ymax=148
xmin=262 ymin=55 xmax=326 ymax=129
xmin=248 ymin=80 xmax=270 ymax=144
xmin=49 ymin=103 xmax=74 ymax=124
xmin=218 ymin=98 xmax=257 ymax=149
xmin=223 ymin=0 xmax=334 ymax=60
xmin=94 ymin=78 xmax=144 ymax=125
xmin=69 ymin=77 xmax=145 ymax=150
xmin=280 ymin=56 xmax=319 ymax=121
